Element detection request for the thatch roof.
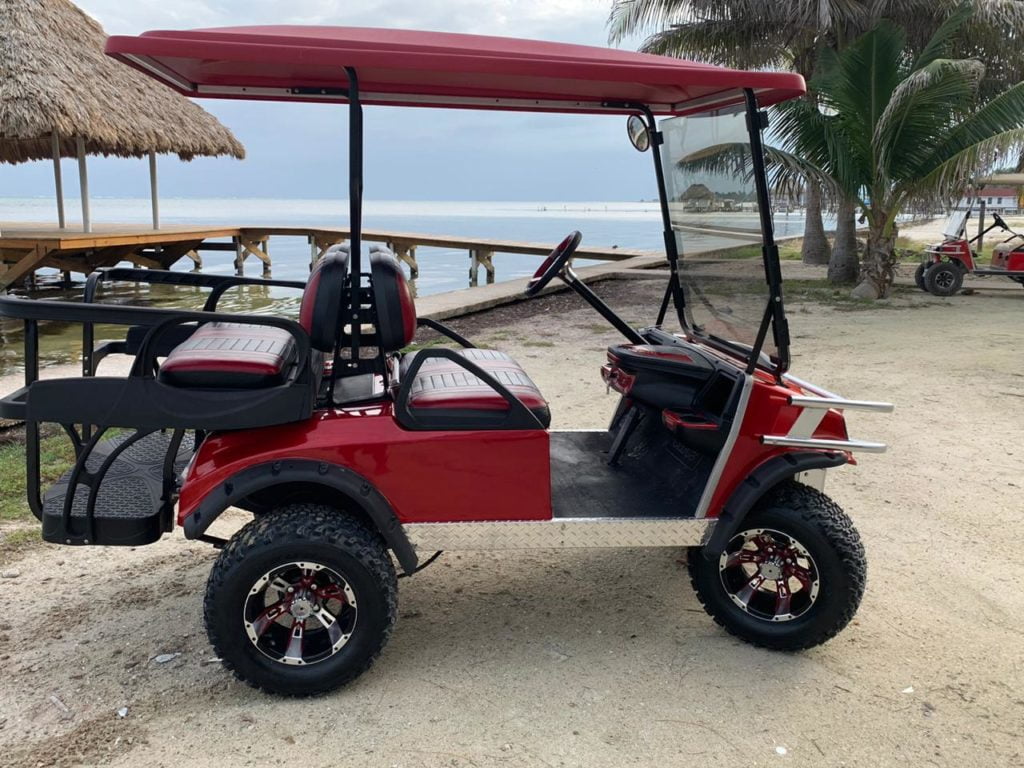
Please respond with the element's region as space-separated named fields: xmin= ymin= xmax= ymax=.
xmin=681 ymin=183 xmax=715 ymax=200
xmin=0 ymin=0 xmax=244 ymax=164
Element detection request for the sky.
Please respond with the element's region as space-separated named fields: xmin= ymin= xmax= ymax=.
xmin=4 ymin=0 xmax=658 ymax=202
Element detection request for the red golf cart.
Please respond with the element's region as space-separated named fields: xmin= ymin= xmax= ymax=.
xmin=916 ymin=203 xmax=1024 ymax=295
xmin=0 ymin=27 xmax=892 ymax=695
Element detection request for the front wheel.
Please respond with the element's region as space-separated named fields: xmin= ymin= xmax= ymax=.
xmin=924 ymin=261 xmax=964 ymax=296
xmin=204 ymin=504 xmax=398 ymax=695
xmin=689 ymin=482 xmax=866 ymax=650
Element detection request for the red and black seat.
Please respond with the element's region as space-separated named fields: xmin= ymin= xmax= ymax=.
xmin=159 ymin=249 xmax=348 ymax=389
xmin=369 ymin=252 xmax=550 ymax=429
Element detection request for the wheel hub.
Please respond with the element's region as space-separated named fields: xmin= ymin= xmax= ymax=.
xmin=289 ymin=597 xmax=314 ymax=620
xmin=718 ymin=528 xmax=820 ymax=623
xmin=243 ymin=561 xmax=357 ymax=667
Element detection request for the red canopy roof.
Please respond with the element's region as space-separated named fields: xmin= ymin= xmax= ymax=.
xmin=106 ymin=26 xmax=805 ymax=115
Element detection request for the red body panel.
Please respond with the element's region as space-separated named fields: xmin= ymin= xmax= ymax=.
xmin=703 ymin=374 xmax=850 ymax=516
xmin=927 ymin=238 xmax=975 ymax=271
xmin=178 ymin=404 xmax=551 ymax=525
xmin=179 ymin=340 xmax=852 ymax=531
xmin=992 ymin=241 xmax=1024 ymax=271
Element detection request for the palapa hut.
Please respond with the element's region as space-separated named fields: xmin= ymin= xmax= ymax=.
xmin=0 ymin=0 xmax=244 ymax=232
xmin=680 ymin=183 xmax=716 ymax=212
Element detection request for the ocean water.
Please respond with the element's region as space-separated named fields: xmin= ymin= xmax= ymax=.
xmin=0 ymin=197 xmax=813 ymax=375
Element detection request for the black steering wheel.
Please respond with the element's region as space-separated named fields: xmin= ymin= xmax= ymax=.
xmin=524 ymin=231 xmax=582 ymax=298
xmin=993 ymin=212 xmax=1008 ymax=230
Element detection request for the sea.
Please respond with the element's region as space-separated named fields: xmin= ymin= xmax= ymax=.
xmin=0 ymin=197 xmax=814 ymax=376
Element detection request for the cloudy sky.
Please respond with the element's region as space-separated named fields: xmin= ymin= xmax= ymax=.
xmin=7 ymin=0 xmax=660 ymax=202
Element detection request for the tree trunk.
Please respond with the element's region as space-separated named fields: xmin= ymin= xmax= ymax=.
xmin=827 ymin=196 xmax=859 ymax=284
xmin=801 ymin=184 xmax=831 ymax=265
xmin=852 ymin=218 xmax=897 ymax=299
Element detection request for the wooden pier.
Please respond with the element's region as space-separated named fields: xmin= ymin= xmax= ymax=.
xmin=0 ymin=222 xmax=656 ymax=290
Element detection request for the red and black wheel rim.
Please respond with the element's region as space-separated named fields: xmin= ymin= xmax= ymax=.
xmin=243 ymin=561 xmax=358 ymax=666
xmin=718 ymin=528 xmax=820 ymax=622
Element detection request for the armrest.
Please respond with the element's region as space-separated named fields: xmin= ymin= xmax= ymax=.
xmin=83 ymin=268 xmax=306 ymax=310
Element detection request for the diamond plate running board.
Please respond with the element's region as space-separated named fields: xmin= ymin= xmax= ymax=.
xmin=403 ymin=517 xmax=715 ymax=551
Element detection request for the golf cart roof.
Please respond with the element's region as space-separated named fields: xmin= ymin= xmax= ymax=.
xmin=105 ymin=26 xmax=806 ymax=115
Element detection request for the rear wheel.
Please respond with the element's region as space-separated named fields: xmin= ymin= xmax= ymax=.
xmin=913 ymin=262 xmax=929 ymax=291
xmin=204 ymin=504 xmax=397 ymax=695
xmin=924 ymin=261 xmax=964 ymax=296
xmin=689 ymin=482 xmax=865 ymax=650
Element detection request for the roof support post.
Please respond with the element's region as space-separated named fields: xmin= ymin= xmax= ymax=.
xmin=149 ymin=150 xmax=160 ymax=230
xmin=344 ymin=66 xmax=362 ymax=368
xmin=51 ymin=131 xmax=66 ymax=229
xmin=76 ymin=136 xmax=91 ymax=233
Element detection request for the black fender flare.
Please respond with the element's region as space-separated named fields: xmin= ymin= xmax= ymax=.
xmin=182 ymin=459 xmax=418 ymax=575
xmin=702 ymin=451 xmax=848 ymax=560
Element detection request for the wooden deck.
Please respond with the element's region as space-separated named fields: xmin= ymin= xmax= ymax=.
xmin=0 ymin=221 xmax=657 ymax=290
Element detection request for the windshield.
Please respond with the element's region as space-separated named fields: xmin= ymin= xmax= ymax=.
xmin=944 ymin=208 xmax=970 ymax=239
xmin=659 ymin=108 xmax=779 ymax=364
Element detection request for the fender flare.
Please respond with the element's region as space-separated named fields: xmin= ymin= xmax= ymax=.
xmin=182 ymin=459 xmax=418 ymax=575
xmin=702 ymin=451 xmax=848 ymax=560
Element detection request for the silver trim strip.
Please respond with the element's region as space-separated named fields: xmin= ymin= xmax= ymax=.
xmin=191 ymin=84 xmax=677 ymax=112
xmin=693 ymin=373 xmax=753 ymax=519
xmin=782 ymin=373 xmax=842 ymax=399
xmin=121 ymin=54 xmax=194 ymax=91
xmin=404 ymin=517 xmax=715 ymax=551
xmin=761 ymin=436 xmax=888 ymax=453
xmin=788 ymin=396 xmax=894 ymax=413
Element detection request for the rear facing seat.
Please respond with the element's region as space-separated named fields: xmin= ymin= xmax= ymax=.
xmin=159 ymin=322 xmax=298 ymax=388
xmin=157 ymin=247 xmax=348 ymax=390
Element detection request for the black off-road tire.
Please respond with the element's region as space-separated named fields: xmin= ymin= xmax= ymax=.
xmin=689 ymin=481 xmax=866 ymax=651
xmin=924 ymin=261 xmax=964 ymax=296
xmin=913 ymin=262 xmax=929 ymax=291
xmin=204 ymin=504 xmax=397 ymax=696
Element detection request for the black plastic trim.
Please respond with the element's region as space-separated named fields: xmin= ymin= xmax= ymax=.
xmin=416 ymin=317 xmax=475 ymax=348
xmin=702 ymin=451 xmax=848 ymax=559
xmin=181 ymin=459 xmax=418 ymax=575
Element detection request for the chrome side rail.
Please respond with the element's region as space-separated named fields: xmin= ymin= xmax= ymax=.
xmin=788 ymin=395 xmax=894 ymax=413
xmin=761 ymin=435 xmax=888 ymax=454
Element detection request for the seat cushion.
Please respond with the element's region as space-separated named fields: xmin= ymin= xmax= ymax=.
xmin=400 ymin=348 xmax=550 ymax=428
xmin=159 ymin=323 xmax=297 ymax=388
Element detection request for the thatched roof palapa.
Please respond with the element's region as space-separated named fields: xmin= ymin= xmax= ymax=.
xmin=0 ymin=0 xmax=244 ymax=164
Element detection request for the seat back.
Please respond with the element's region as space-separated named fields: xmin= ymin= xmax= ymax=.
xmin=370 ymin=252 xmax=417 ymax=351
xmin=299 ymin=247 xmax=349 ymax=351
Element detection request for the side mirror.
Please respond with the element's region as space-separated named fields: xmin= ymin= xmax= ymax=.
xmin=627 ymin=115 xmax=650 ymax=152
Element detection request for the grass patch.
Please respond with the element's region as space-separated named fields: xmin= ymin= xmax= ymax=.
xmin=521 ymin=340 xmax=556 ymax=348
xmin=0 ymin=526 xmax=44 ymax=562
xmin=0 ymin=425 xmax=76 ymax=524
xmin=400 ymin=337 xmax=449 ymax=353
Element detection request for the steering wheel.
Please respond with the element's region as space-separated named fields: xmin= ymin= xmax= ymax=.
xmin=993 ymin=212 xmax=1008 ymax=230
xmin=525 ymin=231 xmax=582 ymax=298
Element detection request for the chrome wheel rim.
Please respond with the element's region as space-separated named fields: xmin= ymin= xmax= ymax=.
xmin=243 ymin=561 xmax=357 ymax=666
xmin=719 ymin=528 xmax=820 ymax=622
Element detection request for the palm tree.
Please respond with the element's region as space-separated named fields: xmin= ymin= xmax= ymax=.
xmin=771 ymin=11 xmax=1024 ymax=297
xmin=608 ymin=0 xmax=1024 ymax=280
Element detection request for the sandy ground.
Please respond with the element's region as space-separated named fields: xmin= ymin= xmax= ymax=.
xmin=1 ymin=276 xmax=1022 ymax=768
xmin=901 ymin=213 xmax=1024 ymax=244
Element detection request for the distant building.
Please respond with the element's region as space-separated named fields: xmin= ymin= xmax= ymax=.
xmin=955 ymin=186 xmax=1021 ymax=214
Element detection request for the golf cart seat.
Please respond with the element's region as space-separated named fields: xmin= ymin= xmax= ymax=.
xmin=369 ymin=253 xmax=550 ymax=429
xmin=157 ymin=249 xmax=348 ymax=389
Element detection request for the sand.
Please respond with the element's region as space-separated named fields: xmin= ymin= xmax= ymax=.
xmin=0 ymin=275 xmax=1022 ymax=768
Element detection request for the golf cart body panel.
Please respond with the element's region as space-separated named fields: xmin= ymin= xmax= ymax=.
xmin=0 ymin=25 xmax=895 ymax=692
